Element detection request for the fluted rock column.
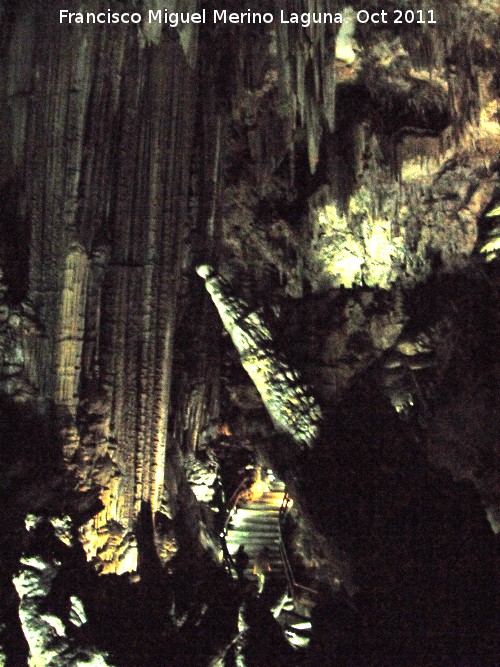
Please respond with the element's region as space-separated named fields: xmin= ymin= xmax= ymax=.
xmin=1 ymin=4 xmax=199 ymax=571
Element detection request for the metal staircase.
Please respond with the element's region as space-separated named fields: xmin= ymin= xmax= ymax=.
xmin=223 ymin=474 xmax=315 ymax=648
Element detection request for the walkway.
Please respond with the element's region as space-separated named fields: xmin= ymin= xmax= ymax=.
xmin=224 ymin=474 xmax=314 ymax=648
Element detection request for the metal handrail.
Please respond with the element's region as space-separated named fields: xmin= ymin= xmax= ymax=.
xmin=224 ymin=477 xmax=252 ymax=531
xmin=220 ymin=476 xmax=253 ymax=576
xmin=221 ymin=476 xmax=319 ymax=599
xmin=278 ymin=491 xmax=318 ymax=598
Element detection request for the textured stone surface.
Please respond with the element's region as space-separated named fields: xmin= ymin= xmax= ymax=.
xmin=13 ymin=556 xmax=114 ymax=667
xmin=197 ymin=265 xmax=322 ymax=448
xmin=1 ymin=0 xmax=497 ymax=570
xmin=1 ymin=2 xmax=200 ymax=569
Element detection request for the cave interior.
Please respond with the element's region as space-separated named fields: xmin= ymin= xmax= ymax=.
xmin=0 ymin=1 xmax=498 ymax=666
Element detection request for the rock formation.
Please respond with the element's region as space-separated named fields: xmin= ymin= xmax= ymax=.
xmin=14 ymin=554 xmax=114 ymax=667
xmin=196 ymin=264 xmax=322 ymax=448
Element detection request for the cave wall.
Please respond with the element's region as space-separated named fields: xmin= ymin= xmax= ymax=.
xmin=0 ymin=1 xmax=206 ymax=572
xmin=0 ymin=0 xmax=349 ymax=571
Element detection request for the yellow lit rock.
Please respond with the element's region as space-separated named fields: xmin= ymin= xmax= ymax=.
xmin=311 ymin=198 xmax=405 ymax=289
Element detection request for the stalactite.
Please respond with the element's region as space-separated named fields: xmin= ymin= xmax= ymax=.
xmin=197 ymin=265 xmax=322 ymax=448
xmin=224 ymin=0 xmax=338 ymax=174
xmin=275 ymin=0 xmax=339 ymax=171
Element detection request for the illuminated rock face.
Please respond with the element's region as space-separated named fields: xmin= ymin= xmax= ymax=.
xmin=480 ymin=206 xmax=500 ymax=262
xmin=310 ymin=199 xmax=406 ymax=289
xmin=0 ymin=0 xmax=331 ymax=571
xmin=13 ymin=555 xmax=114 ymax=666
xmin=197 ymin=265 xmax=322 ymax=448
xmin=185 ymin=453 xmax=218 ymax=503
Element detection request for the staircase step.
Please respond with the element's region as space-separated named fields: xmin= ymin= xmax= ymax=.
xmin=225 ymin=472 xmax=314 ymax=654
xmin=233 ymin=514 xmax=280 ymax=523
xmin=232 ymin=525 xmax=278 ymax=529
xmin=229 ymin=521 xmax=279 ymax=527
xmin=227 ymin=535 xmax=280 ymax=543
xmin=228 ymin=521 xmax=279 ymax=528
xmin=228 ymin=535 xmax=280 ymax=542
xmin=229 ymin=521 xmax=280 ymax=530
xmin=227 ymin=528 xmax=280 ymax=537
xmin=236 ymin=505 xmax=280 ymax=513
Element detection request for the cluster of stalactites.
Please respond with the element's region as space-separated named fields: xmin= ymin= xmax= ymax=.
xmin=141 ymin=0 xmax=201 ymax=66
xmin=197 ymin=265 xmax=322 ymax=448
xmin=145 ymin=0 xmax=339 ymax=172
xmin=197 ymin=0 xmax=339 ymax=174
xmin=275 ymin=0 xmax=338 ymax=172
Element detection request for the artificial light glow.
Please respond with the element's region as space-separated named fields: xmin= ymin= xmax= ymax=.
xmin=218 ymin=423 xmax=232 ymax=436
xmin=247 ymin=479 xmax=268 ymax=501
xmin=312 ymin=198 xmax=405 ymax=289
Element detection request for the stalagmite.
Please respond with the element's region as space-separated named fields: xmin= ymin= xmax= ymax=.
xmin=54 ymin=244 xmax=89 ymax=415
